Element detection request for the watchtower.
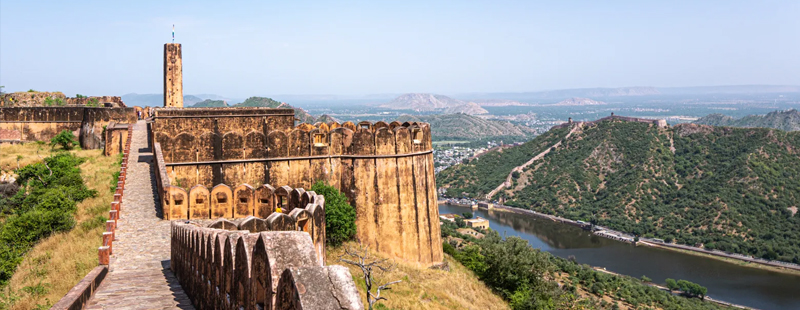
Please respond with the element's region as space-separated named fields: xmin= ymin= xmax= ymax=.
xmin=164 ymin=43 xmax=183 ymax=108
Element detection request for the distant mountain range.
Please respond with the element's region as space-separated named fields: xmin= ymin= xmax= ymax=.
xmin=121 ymin=93 xmax=244 ymax=107
xmin=461 ymin=85 xmax=800 ymax=102
xmin=381 ymin=93 xmax=488 ymax=115
xmin=694 ymin=109 xmax=800 ymax=132
xmin=397 ymin=113 xmax=534 ymax=140
xmin=549 ymin=97 xmax=606 ymax=106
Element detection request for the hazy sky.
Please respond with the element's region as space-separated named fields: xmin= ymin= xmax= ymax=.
xmin=1 ymin=0 xmax=798 ymax=97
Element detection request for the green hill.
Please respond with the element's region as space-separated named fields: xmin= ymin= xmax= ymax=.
xmin=235 ymin=96 xmax=315 ymax=123
xmin=189 ymin=99 xmax=228 ymax=108
xmin=397 ymin=114 xmax=535 ymax=141
xmin=438 ymin=119 xmax=800 ymax=263
xmin=694 ymin=109 xmax=800 ymax=132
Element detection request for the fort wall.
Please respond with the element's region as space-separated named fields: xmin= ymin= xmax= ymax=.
xmin=0 ymin=107 xmax=137 ymax=149
xmin=151 ymin=109 xmax=443 ymax=265
xmin=1 ymin=92 xmax=126 ymax=107
xmin=551 ymin=114 xmax=668 ymax=130
xmin=170 ymin=223 xmax=362 ymax=310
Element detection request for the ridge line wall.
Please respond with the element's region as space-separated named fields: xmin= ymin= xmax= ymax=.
xmin=0 ymin=107 xmax=136 ymax=149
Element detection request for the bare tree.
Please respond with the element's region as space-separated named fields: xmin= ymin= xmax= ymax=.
xmin=339 ymin=244 xmax=402 ymax=310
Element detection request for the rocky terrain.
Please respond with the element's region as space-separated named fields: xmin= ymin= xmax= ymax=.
xmin=694 ymin=109 xmax=800 ymax=132
xmin=382 ymin=93 xmax=487 ymax=115
xmin=550 ymin=97 xmax=606 ymax=106
xmin=397 ymin=113 xmax=534 ymax=140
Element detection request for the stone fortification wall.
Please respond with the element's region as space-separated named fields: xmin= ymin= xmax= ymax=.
xmin=1 ymin=92 xmax=126 ymax=107
xmin=551 ymin=114 xmax=668 ymax=130
xmin=0 ymin=107 xmax=136 ymax=149
xmin=153 ymin=116 xmax=443 ymax=265
xmin=170 ymin=222 xmax=362 ymax=310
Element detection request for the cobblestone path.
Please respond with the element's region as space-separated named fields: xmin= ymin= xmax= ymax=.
xmin=87 ymin=121 xmax=194 ymax=309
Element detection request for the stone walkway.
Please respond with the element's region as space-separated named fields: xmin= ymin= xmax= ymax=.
xmin=87 ymin=121 xmax=195 ymax=309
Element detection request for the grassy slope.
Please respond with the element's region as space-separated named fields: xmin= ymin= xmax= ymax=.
xmin=326 ymin=242 xmax=509 ymax=310
xmin=0 ymin=143 xmax=117 ymax=309
xmin=397 ymin=114 xmax=536 ymax=141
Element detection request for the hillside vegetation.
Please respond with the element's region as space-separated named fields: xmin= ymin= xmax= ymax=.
xmin=438 ymin=120 xmax=800 ymax=263
xmin=398 ymin=114 xmax=537 ymax=141
xmin=694 ymin=109 xmax=800 ymax=132
xmin=236 ymin=97 xmax=316 ymax=123
xmin=189 ymin=99 xmax=228 ymax=108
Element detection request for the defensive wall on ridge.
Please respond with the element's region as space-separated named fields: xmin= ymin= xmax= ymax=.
xmin=0 ymin=91 xmax=127 ymax=107
xmin=551 ymin=114 xmax=668 ymax=130
xmin=0 ymin=107 xmax=137 ymax=149
xmin=150 ymin=107 xmax=444 ymax=265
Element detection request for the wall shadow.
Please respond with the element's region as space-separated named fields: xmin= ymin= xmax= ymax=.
xmin=160 ymin=260 xmax=195 ymax=309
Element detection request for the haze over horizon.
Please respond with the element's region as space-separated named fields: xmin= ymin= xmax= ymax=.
xmin=1 ymin=0 xmax=799 ymax=98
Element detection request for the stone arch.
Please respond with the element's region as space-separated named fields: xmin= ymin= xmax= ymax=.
xmin=373 ymin=121 xmax=390 ymax=130
xmin=208 ymin=218 xmax=237 ymax=230
xmin=267 ymin=131 xmax=289 ymax=157
xmin=165 ymin=186 xmax=188 ymax=220
xmin=196 ymin=132 xmax=216 ymax=161
xmin=173 ymin=132 xmax=196 ymax=162
xmin=251 ymin=235 xmax=273 ymax=310
xmin=189 ymin=185 xmax=210 ymax=219
xmin=328 ymin=121 xmax=341 ymax=130
xmin=222 ymin=131 xmax=244 ymax=160
xmin=211 ymin=184 xmax=233 ymax=218
xmin=222 ymin=234 xmax=237 ymax=310
xmin=245 ymin=131 xmax=266 ymax=158
xmin=274 ymin=266 xmax=362 ymax=309
xmin=301 ymin=191 xmax=316 ymax=208
xmin=266 ymin=212 xmax=295 ymax=231
xmin=389 ymin=121 xmax=402 ymax=129
xmin=255 ymin=184 xmax=276 ymax=218
xmin=239 ymin=216 xmax=268 ymax=233
xmin=257 ymin=231 xmax=320 ymax=308
xmin=297 ymin=123 xmax=315 ymax=131
xmin=233 ymin=184 xmax=255 ymax=218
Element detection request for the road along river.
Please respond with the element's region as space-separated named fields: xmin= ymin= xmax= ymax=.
xmin=439 ymin=204 xmax=800 ymax=310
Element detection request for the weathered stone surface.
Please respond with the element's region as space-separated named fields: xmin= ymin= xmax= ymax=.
xmin=164 ymin=43 xmax=183 ymax=108
xmin=275 ymin=265 xmax=363 ymax=310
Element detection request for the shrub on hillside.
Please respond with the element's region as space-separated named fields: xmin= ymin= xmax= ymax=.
xmin=311 ymin=181 xmax=356 ymax=247
xmin=50 ymin=130 xmax=79 ymax=150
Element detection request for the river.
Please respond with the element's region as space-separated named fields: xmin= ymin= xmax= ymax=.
xmin=439 ymin=204 xmax=800 ymax=310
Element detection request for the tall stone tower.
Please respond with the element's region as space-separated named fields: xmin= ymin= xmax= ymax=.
xmin=164 ymin=43 xmax=183 ymax=108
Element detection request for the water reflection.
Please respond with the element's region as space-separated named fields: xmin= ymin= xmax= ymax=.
xmin=439 ymin=204 xmax=800 ymax=310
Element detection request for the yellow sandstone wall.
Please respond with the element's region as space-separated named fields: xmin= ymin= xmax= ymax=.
xmin=164 ymin=43 xmax=183 ymax=108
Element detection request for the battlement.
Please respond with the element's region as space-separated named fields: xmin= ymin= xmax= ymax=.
xmin=171 ymin=222 xmax=362 ymax=309
xmin=551 ymin=114 xmax=668 ymax=130
xmin=0 ymin=107 xmax=137 ymax=149
xmin=0 ymin=92 xmax=126 ymax=107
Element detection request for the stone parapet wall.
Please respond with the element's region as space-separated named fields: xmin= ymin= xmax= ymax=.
xmin=170 ymin=222 xmax=362 ymax=310
xmin=0 ymin=107 xmax=137 ymax=149
xmin=551 ymin=114 xmax=668 ymax=130
xmin=1 ymin=92 xmax=126 ymax=107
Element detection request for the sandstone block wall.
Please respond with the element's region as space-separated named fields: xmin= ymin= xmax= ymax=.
xmin=0 ymin=107 xmax=136 ymax=149
xmin=104 ymin=122 xmax=131 ymax=156
xmin=152 ymin=112 xmax=443 ymax=264
xmin=1 ymin=92 xmax=126 ymax=107
xmin=170 ymin=223 xmax=362 ymax=310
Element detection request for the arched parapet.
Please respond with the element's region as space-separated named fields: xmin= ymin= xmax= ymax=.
xmin=305 ymin=202 xmax=326 ymax=266
xmin=296 ymin=123 xmax=315 ymax=132
xmin=208 ymin=218 xmax=238 ymax=231
xmin=275 ymin=265 xmax=363 ymax=310
xmin=389 ymin=121 xmax=402 ymax=129
xmin=341 ymin=121 xmax=356 ymax=132
xmin=330 ymin=127 xmax=354 ymax=155
xmin=422 ymin=122 xmax=433 ymax=150
xmin=245 ymin=131 xmax=267 ymax=158
xmin=266 ymin=212 xmax=295 ymax=231
xmin=172 ymin=132 xmax=196 ymax=162
xmin=356 ymin=121 xmax=373 ymax=132
xmin=188 ymin=185 xmax=210 ymax=219
xmin=233 ymin=233 xmax=260 ymax=310
xmin=309 ymin=127 xmax=329 ymax=152
xmin=352 ymin=126 xmax=376 ymax=155
xmin=222 ymin=131 xmax=244 ymax=160
xmin=373 ymin=121 xmax=390 ymax=131
xmin=289 ymin=188 xmax=305 ymax=213
xmin=257 ymin=231 xmax=319 ymax=307
xmin=316 ymin=122 xmax=330 ymax=132
xmin=289 ymin=208 xmax=313 ymax=235
xmin=289 ymin=128 xmax=311 ymax=155
xmin=401 ymin=121 xmax=413 ymax=128
xmin=239 ymin=216 xmax=268 ymax=233
xmin=328 ymin=121 xmax=341 ymax=130
xmin=275 ymin=185 xmax=292 ymax=213
xmin=211 ymin=184 xmax=233 ymax=218
xmin=394 ymin=126 xmax=412 ymax=154
xmin=222 ymin=232 xmax=248 ymax=310
xmin=301 ymin=190 xmax=316 ymax=207
xmin=233 ymin=183 xmax=255 ymax=218
xmin=375 ymin=127 xmax=397 ymax=155
xmin=255 ymin=184 xmax=276 ymax=218
xmin=165 ymin=185 xmax=188 ymax=220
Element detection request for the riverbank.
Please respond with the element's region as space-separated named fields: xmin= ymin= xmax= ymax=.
xmin=438 ymin=198 xmax=800 ymax=276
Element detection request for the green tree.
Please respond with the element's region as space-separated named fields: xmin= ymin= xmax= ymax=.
xmin=665 ymin=278 xmax=679 ymax=291
xmin=311 ymin=181 xmax=356 ymax=247
xmin=50 ymin=130 xmax=79 ymax=150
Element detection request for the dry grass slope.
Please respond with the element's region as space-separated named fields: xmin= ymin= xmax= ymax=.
xmin=326 ymin=242 xmax=509 ymax=310
xmin=1 ymin=143 xmax=117 ymax=310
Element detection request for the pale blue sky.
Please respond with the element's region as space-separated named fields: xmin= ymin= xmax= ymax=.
xmin=1 ymin=0 xmax=798 ymax=97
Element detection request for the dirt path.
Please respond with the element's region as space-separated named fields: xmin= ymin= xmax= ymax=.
xmin=86 ymin=121 xmax=194 ymax=309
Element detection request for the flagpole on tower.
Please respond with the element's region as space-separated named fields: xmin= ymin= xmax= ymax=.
xmin=172 ymin=24 xmax=175 ymax=43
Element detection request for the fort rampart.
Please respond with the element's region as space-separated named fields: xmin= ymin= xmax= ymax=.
xmin=151 ymin=107 xmax=443 ymax=265
xmin=551 ymin=114 xmax=668 ymax=130
xmin=170 ymin=222 xmax=362 ymax=310
xmin=1 ymin=91 xmax=126 ymax=107
xmin=0 ymin=107 xmax=137 ymax=149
